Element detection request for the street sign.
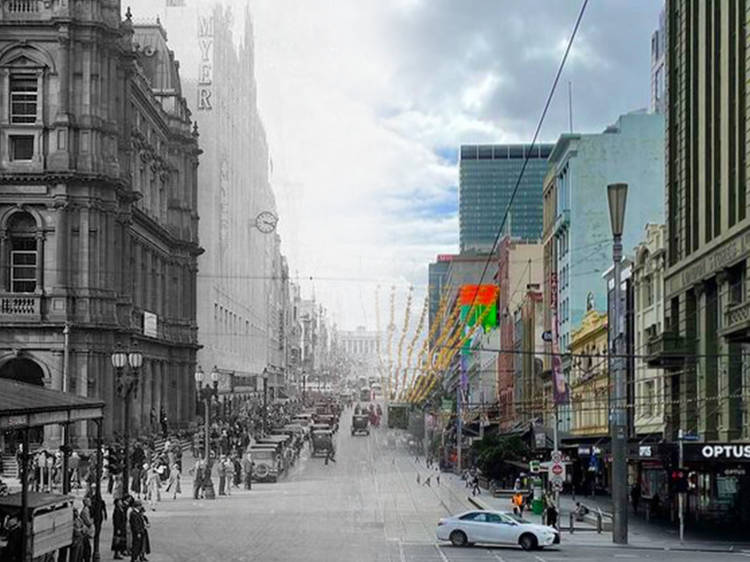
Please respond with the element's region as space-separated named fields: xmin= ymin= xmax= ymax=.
xmin=551 ymin=479 xmax=563 ymax=492
xmin=541 ymin=330 xmax=553 ymax=342
xmin=549 ymin=450 xmax=565 ymax=489
xmin=529 ymin=460 xmax=541 ymax=474
xmin=551 ymin=464 xmax=563 ymax=476
xmin=551 ymin=450 xmax=562 ymax=464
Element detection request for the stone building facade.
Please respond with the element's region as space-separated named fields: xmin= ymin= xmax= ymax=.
xmin=0 ymin=1 xmax=201 ymax=445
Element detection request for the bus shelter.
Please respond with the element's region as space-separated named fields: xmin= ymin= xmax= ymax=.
xmin=0 ymin=378 xmax=104 ymax=561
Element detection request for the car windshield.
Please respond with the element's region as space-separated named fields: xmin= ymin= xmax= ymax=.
xmin=251 ymin=450 xmax=273 ymax=460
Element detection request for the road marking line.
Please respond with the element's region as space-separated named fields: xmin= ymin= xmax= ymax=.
xmin=614 ymin=556 xmax=638 ymax=559
xmin=434 ymin=544 xmax=450 ymax=562
xmin=489 ymin=550 xmax=506 ymax=562
xmin=398 ymin=539 xmax=406 ymax=562
xmin=535 ymin=556 xmax=547 ymax=562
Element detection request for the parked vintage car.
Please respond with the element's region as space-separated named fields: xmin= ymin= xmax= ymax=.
xmin=248 ymin=447 xmax=281 ymax=482
xmin=254 ymin=436 xmax=292 ymax=471
xmin=351 ymin=414 xmax=370 ymax=436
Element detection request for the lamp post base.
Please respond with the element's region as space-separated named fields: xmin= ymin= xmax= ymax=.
xmin=203 ymin=479 xmax=216 ymax=500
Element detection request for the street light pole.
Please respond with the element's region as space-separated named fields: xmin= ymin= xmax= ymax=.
xmin=607 ymin=182 xmax=629 ymax=545
xmin=112 ymin=344 xmax=142 ymax=500
xmin=263 ymin=368 xmax=269 ymax=435
xmin=194 ymin=365 xmax=218 ymax=499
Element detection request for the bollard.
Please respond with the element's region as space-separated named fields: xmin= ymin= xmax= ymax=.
xmin=596 ymin=512 xmax=602 ymax=534
xmin=569 ymin=511 xmax=575 ymax=533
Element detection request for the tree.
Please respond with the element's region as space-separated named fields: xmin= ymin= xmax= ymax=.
xmin=471 ymin=435 xmax=529 ymax=480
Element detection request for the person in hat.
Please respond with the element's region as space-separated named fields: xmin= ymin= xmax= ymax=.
xmin=111 ymin=498 xmax=128 ymax=559
xmin=217 ymin=455 xmax=227 ymax=496
xmin=129 ymin=500 xmax=147 ymax=562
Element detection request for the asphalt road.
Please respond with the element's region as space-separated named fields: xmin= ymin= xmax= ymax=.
xmin=96 ymin=409 xmax=750 ymax=562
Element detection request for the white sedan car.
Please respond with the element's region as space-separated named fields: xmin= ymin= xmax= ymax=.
xmin=436 ymin=510 xmax=559 ymax=550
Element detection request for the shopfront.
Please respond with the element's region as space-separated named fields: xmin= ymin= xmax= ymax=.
xmin=627 ymin=442 xmax=672 ymax=519
xmin=564 ymin=441 xmax=611 ymax=496
xmin=682 ymin=443 xmax=750 ymax=529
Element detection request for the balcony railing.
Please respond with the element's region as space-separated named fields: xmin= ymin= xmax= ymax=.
xmin=0 ymin=294 xmax=41 ymax=321
xmin=1 ymin=0 xmax=48 ymax=20
xmin=720 ymin=300 xmax=750 ymax=343
xmin=645 ymin=330 xmax=690 ymax=369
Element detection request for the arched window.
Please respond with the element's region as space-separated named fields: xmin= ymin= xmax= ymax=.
xmin=7 ymin=212 xmax=38 ymax=293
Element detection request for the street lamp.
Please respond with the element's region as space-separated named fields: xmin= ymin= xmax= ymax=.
xmin=607 ymin=182 xmax=628 ymax=545
xmin=262 ymin=368 xmax=269 ymax=435
xmin=112 ymin=344 xmax=141 ymax=499
xmin=194 ymin=365 xmax=218 ymax=499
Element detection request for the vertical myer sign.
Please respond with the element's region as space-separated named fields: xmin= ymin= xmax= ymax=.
xmin=197 ymin=14 xmax=213 ymax=110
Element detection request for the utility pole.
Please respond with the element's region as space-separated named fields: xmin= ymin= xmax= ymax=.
xmin=456 ymin=384 xmax=462 ymax=474
xmin=678 ymin=428 xmax=685 ymax=544
xmin=607 ymin=183 xmax=629 ymax=544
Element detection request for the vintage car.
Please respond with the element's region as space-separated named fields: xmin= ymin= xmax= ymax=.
xmin=254 ymin=436 xmax=292 ymax=471
xmin=315 ymin=414 xmax=337 ymax=432
xmin=351 ymin=414 xmax=370 ymax=436
xmin=311 ymin=429 xmax=334 ymax=457
xmin=248 ymin=446 xmax=281 ymax=482
xmin=292 ymin=413 xmax=313 ymax=428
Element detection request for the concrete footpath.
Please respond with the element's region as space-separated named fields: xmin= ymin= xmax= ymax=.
xmin=406 ymin=456 xmax=750 ymax=554
xmin=465 ymin=486 xmax=750 ymax=553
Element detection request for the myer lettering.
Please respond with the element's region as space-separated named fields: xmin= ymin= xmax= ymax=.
xmin=683 ymin=443 xmax=750 ymax=462
xmin=197 ymin=14 xmax=214 ymax=110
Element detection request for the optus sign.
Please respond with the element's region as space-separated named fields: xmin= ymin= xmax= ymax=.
xmin=683 ymin=443 xmax=750 ymax=462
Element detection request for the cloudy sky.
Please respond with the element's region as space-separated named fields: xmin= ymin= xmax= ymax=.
xmin=130 ymin=0 xmax=662 ymax=331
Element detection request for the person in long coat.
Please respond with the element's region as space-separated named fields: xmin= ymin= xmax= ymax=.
xmin=165 ymin=462 xmax=181 ymax=500
xmin=128 ymin=501 xmax=146 ymax=562
xmin=111 ymin=499 xmax=128 ymax=559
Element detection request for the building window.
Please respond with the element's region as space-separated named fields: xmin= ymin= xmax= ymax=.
xmin=7 ymin=213 xmax=38 ymax=293
xmin=10 ymin=135 xmax=34 ymax=161
xmin=643 ymin=381 xmax=655 ymax=417
xmin=9 ymin=76 xmax=37 ymax=124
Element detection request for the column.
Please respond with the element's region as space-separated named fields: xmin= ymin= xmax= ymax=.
xmin=35 ymin=232 xmax=44 ymax=293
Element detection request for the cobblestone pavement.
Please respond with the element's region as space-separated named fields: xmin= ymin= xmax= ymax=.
xmin=90 ymin=411 xmax=750 ymax=561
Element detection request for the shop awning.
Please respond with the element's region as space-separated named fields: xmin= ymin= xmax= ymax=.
xmin=0 ymin=379 xmax=104 ymax=430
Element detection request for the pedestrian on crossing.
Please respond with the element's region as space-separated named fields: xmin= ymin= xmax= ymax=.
xmin=423 ymin=475 xmax=431 ymax=487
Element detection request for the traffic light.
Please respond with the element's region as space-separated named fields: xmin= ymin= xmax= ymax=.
xmin=671 ymin=469 xmax=688 ymax=493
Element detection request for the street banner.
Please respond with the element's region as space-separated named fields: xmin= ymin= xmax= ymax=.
xmin=550 ymin=272 xmax=569 ymax=405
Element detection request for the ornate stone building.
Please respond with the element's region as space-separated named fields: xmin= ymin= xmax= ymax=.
xmin=0 ymin=1 xmax=201 ymax=445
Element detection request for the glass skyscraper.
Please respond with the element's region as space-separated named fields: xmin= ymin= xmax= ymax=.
xmin=459 ymin=144 xmax=553 ymax=253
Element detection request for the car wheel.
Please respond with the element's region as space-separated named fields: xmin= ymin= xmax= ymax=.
xmin=519 ymin=533 xmax=538 ymax=551
xmin=449 ymin=530 xmax=468 ymax=547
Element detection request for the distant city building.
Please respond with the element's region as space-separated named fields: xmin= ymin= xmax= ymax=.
xmin=650 ymin=6 xmax=666 ymax=114
xmin=496 ymin=236 xmax=543 ymax=429
xmin=0 ymin=6 xmax=200 ymax=444
xmin=632 ymin=225 xmax=666 ymax=439
xmin=428 ymin=255 xmax=455 ymax=341
xmin=459 ymin=144 xmax=553 ymax=253
xmin=542 ymin=110 xmax=665 ymax=433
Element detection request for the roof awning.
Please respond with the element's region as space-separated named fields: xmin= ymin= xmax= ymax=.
xmin=0 ymin=379 xmax=104 ymax=430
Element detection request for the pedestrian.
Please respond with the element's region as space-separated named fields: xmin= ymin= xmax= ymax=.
xmin=217 ymin=455 xmax=227 ymax=495
xmin=145 ymin=464 xmax=161 ymax=511
xmin=1 ymin=514 xmax=22 ymax=562
xmin=546 ymin=499 xmax=558 ymax=529
xmin=423 ymin=475 xmax=431 ymax=487
xmin=436 ymin=470 xmax=440 ymax=486
xmin=128 ymin=501 xmax=146 ymax=562
xmin=165 ymin=462 xmax=181 ymax=500
xmin=416 ymin=473 xmax=420 ymax=485
xmin=631 ymin=482 xmax=641 ymax=514
xmin=232 ymin=455 xmax=242 ymax=488
xmin=191 ymin=458 xmax=204 ymax=499
xmin=69 ymin=507 xmax=85 ymax=562
xmin=79 ymin=497 xmax=94 ymax=562
xmin=112 ymin=499 xmax=128 ymax=559
xmin=224 ymin=457 xmax=235 ymax=496
xmin=242 ymin=453 xmax=253 ymax=490
xmin=324 ymin=448 xmax=336 ymax=465
xmin=471 ymin=475 xmax=481 ymax=496
xmin=160 ymin=406 xmax=169 ymax=438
